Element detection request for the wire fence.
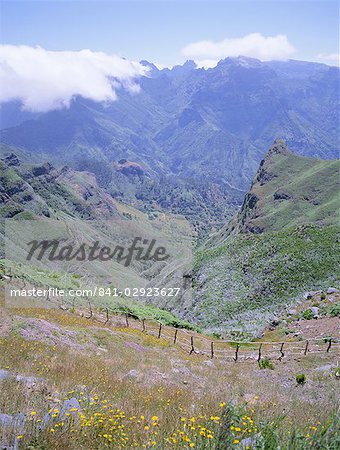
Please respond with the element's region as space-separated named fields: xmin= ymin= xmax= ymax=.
xmin=88 ymin=305 xmax=339 ymax=363
xmin=3 ymin=275 xmax=340 ymax=364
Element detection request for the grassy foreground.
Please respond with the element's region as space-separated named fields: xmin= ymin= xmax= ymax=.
xmin=0 ymin=306 xmax=339 ymax=449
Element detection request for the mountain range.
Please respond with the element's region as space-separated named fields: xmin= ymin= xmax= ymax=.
xmin=0 ymin=57 xmax=339 ymax=234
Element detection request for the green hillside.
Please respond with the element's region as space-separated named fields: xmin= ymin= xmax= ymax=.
xmin=192 ymin=225 xmax=339 ymax=335
xmin=212 ymin=139 xmax=339 ymax=244
xmin=187 ymin=141 xmax=340 ymax=336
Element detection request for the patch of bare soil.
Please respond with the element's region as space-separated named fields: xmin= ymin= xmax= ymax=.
xmin=14 ymin=317 xmax=99 ymax=352
xmin=288 ymin=317 xmax=340 ymax=340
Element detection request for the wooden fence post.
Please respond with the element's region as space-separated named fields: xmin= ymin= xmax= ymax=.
xmin=327 ymin=338 xmax=332 ymax=352
xmin=87 ymin=300 xmax=93 ymax=319
xmin=189 ymin=336 xmax=195 ymax=355
xmin=304 ymin=340 xmax=309 ymax=355
xmin=158 ymin=322 xmax=162 ymax=339
xmin=105 ymin=308 xmax=109 ymax=324
xmin=173 ymin=328 xmax=178 ymax=344
xmin=234 ymin=343 xmax=240 ymax=362
xmin=278 ymin=342 xmax=285 ymax=361
xmin=142 ymin=319 xmax=146 ymax=332
xmin=125 ymin=314 xmax=129 ymax=327
xmin=257 ymin=343 xmax=262 ymax=363
xmin=210 ymin=341 xmax=214 ymax=359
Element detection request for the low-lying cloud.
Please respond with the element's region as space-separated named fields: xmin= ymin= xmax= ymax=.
xmin=316 ymin=53 xmax=340 ymax=67
xmin=182 ymin=33 xmax=296 ymax=68
xmin=0 ymin=45 xmax=148 ymax=112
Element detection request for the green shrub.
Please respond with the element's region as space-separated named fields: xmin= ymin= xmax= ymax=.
xmin=296 ymin=373 xmax=306 ymax=385
xmin=259 ymin=358 xmax=274 ymax=370
xmin=302 ymin=309 xmax=314 ymax=320
xmin=211 ymin=332 xmax=222 ymax=339
xmin=320 ymin=292 xmax=326 ymax=300
xmin=328 ymin=303 xmax=340 ymax=317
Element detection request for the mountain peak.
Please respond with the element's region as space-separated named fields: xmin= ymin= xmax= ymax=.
xmin=217 ymin=56 xmax=263 ymax=69
xmin=139 ymin=60 xmax=160 ymax=76
xmin=263 ymin=138 xmax=291 ymax=161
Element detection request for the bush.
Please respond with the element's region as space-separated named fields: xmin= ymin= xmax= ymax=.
xmin=296 ymin=373 xmax=306 ymax=385
xmin=320 ymin=292 xmax=326 ymax=300
xmin=302 ymin=309 xmax=314 ymax=320
xmin=211 ymin=332 xmax=222 ymax=339
xmin=328 ymin=303 xmax=340 ymax=317
xmin=259 ymin=358 xmax=274 ymax=370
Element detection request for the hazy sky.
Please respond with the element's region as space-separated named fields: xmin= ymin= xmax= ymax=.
xmin=1 ymin=1 xmax=339 ymax=67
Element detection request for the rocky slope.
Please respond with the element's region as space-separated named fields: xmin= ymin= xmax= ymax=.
xmin=0 ymin=153 xmax=119 ymax=220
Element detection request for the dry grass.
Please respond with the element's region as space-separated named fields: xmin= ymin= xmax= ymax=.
xmin=0 ymin=305 xmax=339 ymax=449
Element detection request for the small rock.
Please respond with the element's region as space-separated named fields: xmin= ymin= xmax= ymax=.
xmin=183 ymin=380 xmax=188 ymax=385
xmin=0 ymin=412 xmax=25 ymax=430
xmin=14 ymin=412 xmax=25 ymax=430
xmin=314 ymin=364 xmax=335 ymax=372
xmin=240 ymin=436 xmax=255 ymax=448
xmin=124 ymin=369 xmax=143 ymax=382
xmin=0 ymin=413 xmax=14 ymax=426
xmin=310 ymin=307 xmax=319 ymax=316
xmin=288 ymin=309 xmax=297 ymax=316
xmin=126 ymin=369 xmax=140 ymax=379
xmin=0 ymin=369 xmax=11 ymax=380
xmin=327 ymin=287 xmax=339 ymax=294
xmin=16 ymin=374 xmax=43 ymax=387
xmin=60 ymin=397 xmax=81 ymax=419
xmin=203 ymin=360 xmax=214 ymax=367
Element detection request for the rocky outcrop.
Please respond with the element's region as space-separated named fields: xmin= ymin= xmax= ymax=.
xmin=113 ymin=160 xmax=145 ymax=177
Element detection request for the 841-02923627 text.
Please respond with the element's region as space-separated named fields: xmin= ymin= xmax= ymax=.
xmin=9 ymin=287 xmax=182 ymax=299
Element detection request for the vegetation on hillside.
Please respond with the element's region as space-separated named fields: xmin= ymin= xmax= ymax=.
xmin=192 ymin=224 xmax=339 ymax=334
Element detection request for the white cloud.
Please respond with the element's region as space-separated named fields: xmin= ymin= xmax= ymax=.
xmin=182 ymin=33 xmax=296 ymax=68
xmin=316 ymin=53 xmax=340 ymax=67
xmin=0 ymin=45 xmax=148 ymax=112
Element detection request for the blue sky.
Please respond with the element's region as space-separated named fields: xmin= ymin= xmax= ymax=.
xmin=1 ymin=1 xmax=339 ymax=66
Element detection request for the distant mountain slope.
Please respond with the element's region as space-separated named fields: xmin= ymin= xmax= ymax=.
xmin=212 ymin=139 xmax=340 ymax=243
xmin=0 ymin=153 xmax=119 ymax=220
xmin=0 ymin=153 xmax=194 ymax=303
xmin=0 ymin=145 xmax=241 ymax=238
xmin=163 ymin=142 xmax=340 ymax=335
xmin=1 ymin=58 xmax=339 ymax=193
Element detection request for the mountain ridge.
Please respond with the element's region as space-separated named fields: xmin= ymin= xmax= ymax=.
xmin=1 ymin=58 xmax=338 ymax=189
xmin=209 ymin=139 xmax=340 ymax=245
